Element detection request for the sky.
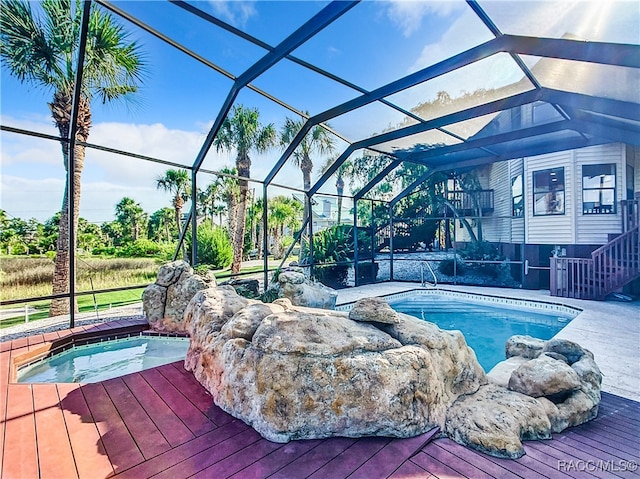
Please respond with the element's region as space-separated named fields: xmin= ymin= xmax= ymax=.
xmin=1 ymin=0 xmax=638 ymax=224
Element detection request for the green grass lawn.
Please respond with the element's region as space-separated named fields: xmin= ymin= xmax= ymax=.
xmin=0 ymin=256 xmax=284 ymax=330
xmin=1 ymin=287 xmax=146 ymax=329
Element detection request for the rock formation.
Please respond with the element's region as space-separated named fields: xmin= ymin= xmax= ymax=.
xmin=178 ymin=287 xmax=601 ymax=460
xmin=267 ymin=267 xmax=338 ymax=309
xmin=456 ymin=335 xmax=603 ymax=457
xmin=142 ymin=260 xmax=215 ymax=332
xmin=185 ymin=291 xmax=486 ymax=443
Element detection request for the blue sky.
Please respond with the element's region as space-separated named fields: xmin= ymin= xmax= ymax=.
xmin=2 ymin=0 xmax=638 ymax=224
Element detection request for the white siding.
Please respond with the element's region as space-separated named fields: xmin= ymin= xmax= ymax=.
xmin=525 ymin=150 xmax=574 ymax=244
xmin=483 ymin=160 xmax=512 ymax=243
xmin=509 ymin=159 xmax=525 ymax=243
xmin=575 ymin=143 xmax=624 ymax=244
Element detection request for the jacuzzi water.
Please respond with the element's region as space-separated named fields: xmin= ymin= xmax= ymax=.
xmin=388 ymin=295 xmax=575 ymax=371
xmin=17 ymin=335 xmax=190 ymax=384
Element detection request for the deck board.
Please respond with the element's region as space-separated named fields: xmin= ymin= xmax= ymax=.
xmin=267 ymin=437 xmax=357 ymax=479
xmin=121 ymin=372 xmax=196 ymax=447
xmin=2 ymin=385 xmax=38 ymax=479
xmin=156 ymin=362 xmax=232 ymax=427
xmin=1 ymin=321 xmax=639 ymax=479
xmin=32 ymin=383 xmax=79 ymax=479
xmin=140 ymin=367 xmax=215 ymax=436
xmin=189 ymin=437 xmax=285 ymax=479
xmin=307 ymin=437 xmax=390 ymax=479
xmin=150 ymin=428 xmax=263 ymax=479
xmin=227 ymin=439 xmax=323 ymax=479
xmin=113 ymin=420 xmax=250 ymax=479
xmin=80 ymin=381 xmax=145 ymax=473
xmin=348 ymin=430 xmax=440 ymax=479
xmin=57 ymin=382 xmax=115 ymax=479
xmin=102 ymin=376 xmax=172 ymax=459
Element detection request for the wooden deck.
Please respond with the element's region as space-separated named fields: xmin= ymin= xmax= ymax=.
xmin=1 ymin=320 xmax=639 ymax=479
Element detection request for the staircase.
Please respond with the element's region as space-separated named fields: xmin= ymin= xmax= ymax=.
xmin=550 ymin=196 xmax=640 ymax=300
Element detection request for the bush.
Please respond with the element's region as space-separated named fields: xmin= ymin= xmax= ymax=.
xmin=313 ymin=264 xmax=349 ymax=289
xmin=459 ymin=241 xmax=502 ymax=279
xmin=438 ymin=258 xmax=467 ymax=276
xmin=187 ymin=223 xmax=233 ymax=269
xmin=118 ymin=239 xmax=164 ymax=257
xmin=357 ymin=261 xmax=379 ymax=284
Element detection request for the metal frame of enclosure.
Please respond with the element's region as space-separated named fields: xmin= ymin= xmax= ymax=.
xmin=2 ymin=0 xmax=639 ymax=327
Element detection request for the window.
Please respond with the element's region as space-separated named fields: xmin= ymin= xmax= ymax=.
xmin=533 ymin=167 xmax=564 ymax=215
xmin=511 ymin=174 xmax=523 ymax=217
xmin=582 ymin=164 xmax=616 ymax=214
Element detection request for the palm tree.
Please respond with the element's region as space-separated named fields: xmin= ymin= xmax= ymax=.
xmin=198 ymin=181 xmax=221 ymax=227
xmin=0 ymin=0 xmax=145 ymax=316
xmin=114 ymin=197 xmax=147 ymax=242
xmin=280 ymin=115 xmax=335 ymax=227
xmin=156 ymin=168 xmax=190 ymax=257
xmin=320 ymin=157 xmax=353 ymax=225
xmin=268 ymin=195 xmax=302 ymax=258
xmin=214 ymin=105 xmax=276 ymax=273
xmin=148 ymin=207 xmax=175 ymax=243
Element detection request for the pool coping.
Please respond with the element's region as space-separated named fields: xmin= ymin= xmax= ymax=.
xmin=336 ymin=287 xmax=583 ymax=318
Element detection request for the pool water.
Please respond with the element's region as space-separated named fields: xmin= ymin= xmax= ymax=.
xmin=389 ymin=295 xmax=574 ymax=371
xmin=18 ymin=335 xmax=190 ymax=384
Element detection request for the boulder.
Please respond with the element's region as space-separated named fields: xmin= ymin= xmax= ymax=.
xmin=542 ymin=338 xmax=588 ymax=364
xmin=505 ymin=335 xmax=545 ymax=359
xmin=269 ymin=268 xmax=338 ymax=309
xmin=142 ymin=261 xmax=215 ymax=332
xmin=508 ymin=354 xmax=582 ymax=400
xmin=503 ymin=335 xmax=602 ymax=435
xmin=349 ymin=297 xmax=399 ymax=324
xmin=184 ymin=291 xmax=486 ymax=443
xmin=487 ymin=356 xmax=529 ymax=387
xmin=445 ymin=383 xmax=551 ymax=459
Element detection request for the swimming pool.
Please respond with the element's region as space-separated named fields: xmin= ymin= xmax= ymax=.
xmin=387 ymin=292 xmax=576 ymax=371
xmin=17 ymin=334 xmax=190 ymax=384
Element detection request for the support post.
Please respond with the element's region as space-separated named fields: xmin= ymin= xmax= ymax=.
xmin=389 ymin=203 xmax=394 ymax=281
xmin=191 ymin=169 xmax=198 ymax=266
xmin=67 ymin=0 xmax=92 ymax=329
xmin=262 ymin=183 xmax=269 ymax=290
xmin=353 ymin=199 xmax=359 ymax=286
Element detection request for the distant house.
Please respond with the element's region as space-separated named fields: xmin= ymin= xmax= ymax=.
xmin=292 ymin=194 xmax=353 ymax=232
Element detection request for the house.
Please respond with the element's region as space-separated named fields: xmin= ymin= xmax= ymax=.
xmin=452 ymin=141 xmax=639 ymax=296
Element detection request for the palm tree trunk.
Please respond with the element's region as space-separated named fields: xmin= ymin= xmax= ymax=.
xmin=50 ymin=93 xmax=90 ymax=317
xmin=232 ymin=154 xmax=250 ymax=274
xmin=174 ymin=195 xmax=186 ymax=259
xmin=336 ymin=177 xmax=344 ymax=225
xmin=301 ymin=156 xmax=313 ymax=256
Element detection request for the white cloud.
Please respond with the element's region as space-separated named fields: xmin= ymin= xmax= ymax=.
xmin=206 ymin=1 xmax=257 ymax=28
xmin=409 ymin=6 xmax=492 ymax=73
xmin=386 ymin=0 xmax=463 ymax=37
xmin=1 ymin=116 xmax=305 ymax=223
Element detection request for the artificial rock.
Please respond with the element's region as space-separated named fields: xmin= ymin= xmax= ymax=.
xmin=184 ymin=288 xmax=485 ymax=443
xmin=268 ymin=268 xmax=338 ymax=309
xmin=142 ymin=260 xmax=214 ymax=332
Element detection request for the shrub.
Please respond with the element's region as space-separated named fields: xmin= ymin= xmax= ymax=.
xmin=459 ymin=241 xmax=502 ymax=278
xmin=357 ymin=261 xmax=379 ymax=284
xmin=187 ymin=223 xmax=233 ymax=269
xmin=313 ymin=264 xmax=349 ymax=289
xmin=438 ymin=258 xmax=467 ymax=276
xmin=118 ymin=239 xmax=164 ymax=257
